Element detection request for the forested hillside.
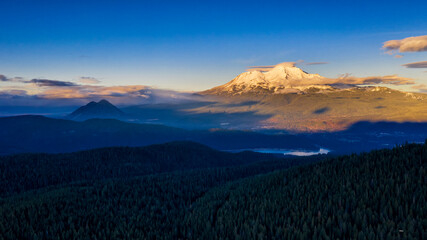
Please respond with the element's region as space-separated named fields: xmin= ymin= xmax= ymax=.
xmin=184 ymin=142 xmax=426 ymax=239
xmin=0 ymin=141 xmax=425 ymax=239
xmin=0 ymin=141 xmax=281 ymax=196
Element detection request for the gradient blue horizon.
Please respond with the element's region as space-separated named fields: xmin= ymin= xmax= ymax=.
xmin=0 ymin=0 xmax=426 ymax=91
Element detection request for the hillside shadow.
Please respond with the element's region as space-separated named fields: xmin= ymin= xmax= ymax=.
xmin=123 ymin=101 xmax=272 ymax=129
xmin=313 ymin=107 xmax=330 ymax=114
xmin=221 ymin=101 xmax=259 ymax=108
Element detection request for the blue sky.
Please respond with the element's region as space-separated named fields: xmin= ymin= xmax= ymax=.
xmin=0 ymin=0 xmax=426 ymax=93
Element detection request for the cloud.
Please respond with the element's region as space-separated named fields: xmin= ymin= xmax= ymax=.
xmin=0 ymin=89 xmax=45 ymax=107
xmin=246 ymin=65 xmax=276 ymax=72
xmin=0 ymin=89 xmax=29 ymax=97
xmin=330 ymin=74 xmax=415 ymax=86
xmin=402 ymin=61 xmax=427 ymax=68
xmin=29 ymin=79 xmax=78 ymax=87
xmin=247 ymin=61 xmax=327 ymax=71
xmin=243 ymin=63 xmax=414 ymax=87
xmin=289 ymin=74 xmax=415 ymax=88
xmin=29 ymin=84 xmax=197 ymax=105
xmin=0 ymin=70 xmax=417 ymax=106
xmin=79 ymin=76 xmax=100 ymax=84
xmin=247 ymin=62 xmax=298 ymax=71
xmin=1 ymin=75 xmax=81 ymax=86
xmin=383 ymin=35 xmax=427 ymax=53
xmin=394 ymin=54 xmax=403 ymax=58
xmin=412 ymin=84 xmax=427 ymax=93
xmin=38 ymin=85 xmax=150 ymax=99
xmin=0 ymin=75 xmax=25 ymax=82
xmin=0 ymin=74 xmax=156 ymax=103
xmin=305 ymin=62 xmax=328 ymax=65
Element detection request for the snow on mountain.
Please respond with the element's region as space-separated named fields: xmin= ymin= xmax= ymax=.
xmin=201 ymin=62 xmax=334 ymax=95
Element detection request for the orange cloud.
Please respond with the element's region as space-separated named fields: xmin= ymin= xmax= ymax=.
xmin=40 ymin=87 xmax=89 ymax=99
xmin=39 ymin=85 xmax=151 ymax=99
xmin=331 ymin=74 xmax=415 ymax=86
xmin=383 ymin=35 xmax=427 ymax=53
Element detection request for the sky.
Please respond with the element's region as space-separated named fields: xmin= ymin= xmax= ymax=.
xmin=0 ymin=0 xmax=426 ymax=106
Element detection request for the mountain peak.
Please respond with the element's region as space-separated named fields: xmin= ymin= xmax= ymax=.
xmin=68 ymin=100 xmax=124 ymax=121
xmin=98 ymin=99 xmax=112 ymax=105
xmin=201 ymin=62 xmax=330 ymax=95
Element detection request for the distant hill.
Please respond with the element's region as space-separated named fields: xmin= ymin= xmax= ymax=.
xmin=0 ymin=115 xmax=316 ymax=155
xmin=68 ymin=99 xmax=125 ymax=121
xmin=0 ymin=141 xmax=281 ymax=196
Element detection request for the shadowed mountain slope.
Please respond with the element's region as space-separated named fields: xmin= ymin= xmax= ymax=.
xmin=0 ymin=115 xmax=316 ymax=155
xmin=68 ymin=99 xmax=125 ymax=121
xmin=198 ymin=86 xmax=427 ymax=132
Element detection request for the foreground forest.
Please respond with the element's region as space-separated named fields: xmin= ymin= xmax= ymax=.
xmin=0 ymin=141 xmax=425 ymax=239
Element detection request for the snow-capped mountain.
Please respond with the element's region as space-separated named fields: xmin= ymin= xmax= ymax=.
xmin=201 ymin=62 xmax=334 ymax=95
xmin=194 ymin=62 xmax=427 ymax=131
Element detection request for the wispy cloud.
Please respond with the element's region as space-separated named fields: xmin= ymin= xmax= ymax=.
xmin=412 ymin=84 xmax=427 ymax=93
xmin=383 ymin=35 xmax=427 ymax=53
xmin=246 ymin=65 xmax=276 ymax=71
xmin=0 ymin=75 xmax=25 ymax=82
xmin=78 ymin=76 xmax=101 ymax=84
xmin=330 ymin=74 xmax=415 ymax=86
xmin=402 ymin=61 xmax=427 ymax=68
xmin=305 ymin=62 xmax=328 ymax=65
xmin=246 ymin=62 xmax=299 ymax=71
xmin=246 ymin=61 xmax=327 ymax=71
xmin=29 ymin=79 xmax=78 ymax=87
xmin=0 ymin=74 xmax=198 ymax=106
xmin=288 ymin=74 xmax=415 ymax=87
xmin=38 ymin=85 xmax=152 ymax=100
xmin=0 ymin=89 xmax=29 ymax=97
xmin=243 ymin=63 xmax=414 ymax=87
